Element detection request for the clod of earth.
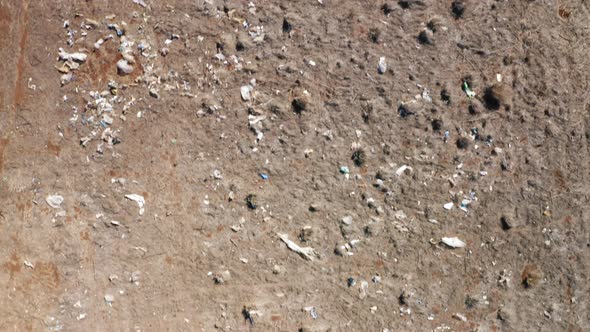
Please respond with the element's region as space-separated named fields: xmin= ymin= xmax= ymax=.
xmin=451 ymin=1 xmax=465 ymax=18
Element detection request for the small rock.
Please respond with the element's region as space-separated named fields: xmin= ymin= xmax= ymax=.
xmin=292 ymin=98 xmax=307 ymax=113
xmin=451 ymin=1 xmax=465 ymax=18
xmin=417 ymin=29 xmax=434 ymax=45
xmin=456 ymin=137 xmax=470 ymax=149
xmin=500 ymin=214 xmax=514 ymax=230
xmin=341 ymin=216 xmax=353 ymax=225
xmin=272 ymin=265 xmax=284 ymax=274
xmin=309 ymin=204 xmax=320 ymax=212
xmin=431 ymin=119 xmax=443 ymax=131
xmin=282 ymin=18 xmax=293 ymax=33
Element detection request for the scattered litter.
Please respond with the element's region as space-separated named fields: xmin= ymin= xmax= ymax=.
xmin=125 ymin=194 xmax=145 ymax=215
xmin=104 ymin=294 xmax=115 ymax=304
xmin=339 ymin=166 xmax=350 ymax=174
xmin=58 ymin=48 xmax=87 ymax=62
xmin=117 ymin=59 xmax=134 ymax=75
xmin=132 ymin=0 xmax=147 ymax=7
xmin=94 ymin=35 xmax=113 ymax=50
xmin=443 ymin=202 xmax=454 ymax=210
xmin=278 ymin=233 xmax=318 ymax=261
xmin=453 ymin=313 xmax=468 ymax=322
xmin=341 ymin=215 xmax=353 ymax=225
xmin=347 ymin=277 xmax=356 ymax=287
xmin=46 ymin=195 xmax=64 ymax=209
xmin=378 ymin=56 xmax=387 ymax=74
xmin=395 ymin=165 xmax=412 ymax=176
xmin=304 ymin=306 xmax=318 ymax=320
xmin=241 ymin=84 xmax=253 ymax=101
xmin=259 ymin=173 xmax=269 ymax=180
xmin=463 ymin=82 xmax=476 ymax=98
xmin=359 ymin=280 xmax=369 ymax=299
xmin=441 ymin=237 xmax=466 ymax=248
xmin=24 ymin=260 xmax=35 ymax=269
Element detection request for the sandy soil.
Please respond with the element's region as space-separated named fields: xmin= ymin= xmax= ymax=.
xmin=0 ymin=0 xmax=589 ymax=331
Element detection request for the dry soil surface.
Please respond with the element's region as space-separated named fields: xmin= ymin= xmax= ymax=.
xmin=0 ymin=0 xmax=589 ymax=331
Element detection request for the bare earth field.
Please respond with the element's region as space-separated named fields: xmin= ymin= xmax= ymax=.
xmin=0 ymin=0 xmax=589 ymax=331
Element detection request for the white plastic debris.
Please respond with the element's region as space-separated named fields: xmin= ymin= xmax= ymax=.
xmin=212 ymin=169 xmax=223 ymax=179
xmin=443 ymin=202 xmax=454 ymax=210
xmin=94 ymin=35 xmax=113 ymax=50
xmin=378 ymin=56 xmax=387 ymax=74
xmin=58 ymin=48 xmax=87 ymax=62
xmin=60 ymin=73 xmax=73 ymax=86
xmin=442 ymin=237 xmax=466 ymax=248
xmin=117 ymin=59 xmax=134 ymax=75
xmin=125 ymin=194 xmax=145 ymax=215
xmin=304 ymin=306 xmax=318 ymax=320
xmin=395 ymin=165 xmax=412 ymax=176
xmin=278 ymin=233 xmax=318 ymax=261
xmin=133 ymin=0 xmax=147 ymax=7
xmin=104 ymin=294 xmax=115 ymax=304
xmin=453 ymin=313 xmax=468 ymax=322
xmin=46 ymin=195 xmax=64 ymax=208
xmin=241 ymin=84 xmax=253 ymax=101
xmin=24 ymin=260 xmax=35 ymax=269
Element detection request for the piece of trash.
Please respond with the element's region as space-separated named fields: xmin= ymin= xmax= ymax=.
xmin=242 ymin=307 xmax=256 ymax=325
xmin=132 ymin=0 xmax=147 ymax=7
xmin=259 ymin=173 xmax=269 ymax=180
xmin=46 ymin=195 xmax=64 ymax=209
xmin=339 ymin=166 xmax=350 ymax=174
xmin=60 ymin=73 xmax=73 ymax=86
xmin=304 ymin=306 xmax=318 ymax=320
xmin=117 ymin=59 xmax=134 ymax=75
xmin=104 ymin=294 xmax=115 ymax=304
xmin=453 ymin=313 xmax=468 ymax=322
xmin=347 ymin=277 xmax=356 ymax=287
xmin=125 ymin=194 xmax=145 ymax=215
xmin=278 ymin=233 xmax=318 ymax=261
xmin=241 ymin=85 xmax=253 ymax=101
xmin=359 ymin=280 xmax=369 ymax=299
xmin=341 ymin=215 xmax=353 ymax=225
xmin=24 ymin=260 xmax=35 ymax=269
xmin=58 ymin=48 xmax=87 ymax=62
xmin=110 ymin=220 xmax=121 ymax=226
xmin=94 ymin=35 xmax=113 ymax=50
xmin=442 ymin=237 xmax=466 ymax=248
xmin=212 ymin=169 xmax=223 ymax=179
xmin=443 ymin=202 xmax=454 ymax=210
xmin=378 ymin=56 xmax=387 ymax=74
xmin=395 ymin=165 xmax=413 ymax=176
xmin=463 ymin=82 xmax=476 ymax=98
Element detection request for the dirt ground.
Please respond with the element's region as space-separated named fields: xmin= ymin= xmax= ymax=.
xmin=0 ymin=0 xmax=589 ymax=331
